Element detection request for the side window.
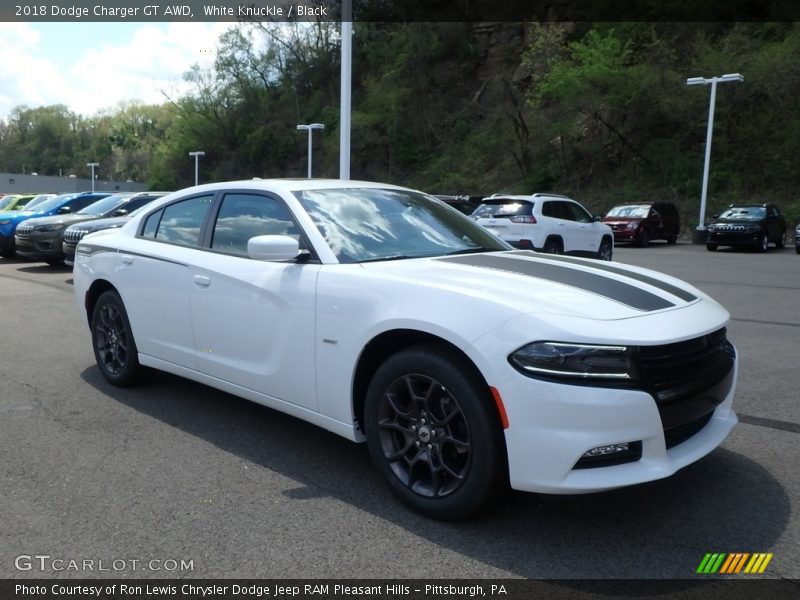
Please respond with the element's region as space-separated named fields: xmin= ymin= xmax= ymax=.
xmin=211 ymin=193 xmax=300 ymax=257
xmin=541 ymin=201 xmax=558 ymax=219
xmin=141 ymin=209 xmax=163 ymax=238
xmin=153 ymin=195 xmax=215 ymax=247
xmin=125 ymin=196 xmax=155 ymax=213
xmin=566 ymin=201 xmax=593 ymax=223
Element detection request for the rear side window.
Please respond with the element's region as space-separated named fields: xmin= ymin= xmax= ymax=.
xmin=542 ymin=201 xmax=570 ymax=220
xmin=211 ymin=193 xmax=300 ymax=257
xmin=151 ymin=195 xmax=214 ymax=247
xmin=562 ymin=201 xmax=593 ymax=223
xmin=473 ymin=200 xmax=533 ymax=218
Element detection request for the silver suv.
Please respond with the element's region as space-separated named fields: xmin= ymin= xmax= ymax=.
xmin=472 ymin=194 xmax=614 ymax=260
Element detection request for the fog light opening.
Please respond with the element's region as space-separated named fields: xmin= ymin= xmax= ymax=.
xmin=573 ymin=441 xmax=642 ymax=469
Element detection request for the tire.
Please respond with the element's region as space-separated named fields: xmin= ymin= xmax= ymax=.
xmin=364 ymin=345 xmax=507 ymax=520
xmin=638 ymin=229 xmax=650 ymax=248
xmin=1 ymin=239 xmax=14 ymax=258
xmin=706 ymin=243 xmax=718 ymax=251
xmin=757 ymin=232 xmax=769 ymax=253
xmin=46 ymin=259 xmax=64 ymax=266
xmin=542 ymin=238 xmax=562 ymax=255
xmin=776 ymin=232 xmax=786 ymax=249
xmin=91 ymin=290 xmax=143 ymax=387
xmin=667 ymin=232 xmax=678 ymax=245
xmin=596 ymin=238 xmax=613 ymax=261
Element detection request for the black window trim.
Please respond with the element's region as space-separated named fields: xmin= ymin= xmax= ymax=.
xmin=136 ymin=188 xmax=321 ymax=263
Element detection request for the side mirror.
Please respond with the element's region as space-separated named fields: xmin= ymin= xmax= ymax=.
xmin=247 ymin=235 xmax=301 ymax=261
xmin=711 ymin=214 xmax=719 ymax=219
xmin=57 ymin=206 xmax=73 ymax=214
xmin=111 ymin=209 xmax=128 ymax=217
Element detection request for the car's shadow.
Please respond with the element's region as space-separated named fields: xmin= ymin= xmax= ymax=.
xmin=81 ymin=367 xmax=789 ymax=589
xmin=15 ymin=263 xmax=71 ymax=273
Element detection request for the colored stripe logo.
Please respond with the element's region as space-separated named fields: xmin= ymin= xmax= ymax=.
xmin=696 ymin=552 xmax=773 ymax=574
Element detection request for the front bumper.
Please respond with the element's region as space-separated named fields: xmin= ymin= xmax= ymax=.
xmin=707 ymin=231 xmax=761 ymax=246
xmin=0 ymin=233 xmax=12 ymax=252
xmin=611 ymin=229 xmax=641 ymax=243
xmin=497 ymin=360 xmax=737 ymax=494
xmin=14 ymin=233 xmax=66 ymax=261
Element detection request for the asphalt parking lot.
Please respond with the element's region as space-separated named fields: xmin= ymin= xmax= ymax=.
xmin=1 ymin=243 xmax=798 ymax=582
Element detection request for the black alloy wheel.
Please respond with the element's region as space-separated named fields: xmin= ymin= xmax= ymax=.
xmin=91 ymin=290 xmax=143 ymax=386
xmin=776 ymin=232 xmax=786 ymax=249
xmin=638 ymin=229 xmax=650 ymax=248
xmin=365 ymin=345 xmax=507 ymax=519
xmin=706 ymin=243 xmax=718 ymax=251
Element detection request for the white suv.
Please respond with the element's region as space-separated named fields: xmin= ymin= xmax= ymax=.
xmin=472 ymin=194 xmax=614 ymax=260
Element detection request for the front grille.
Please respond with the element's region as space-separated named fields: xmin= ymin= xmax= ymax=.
xmin=16 ymin=225 xmax=34 ymax=236
xmin=637 ymin=328 xmax=735 ymax=435
xmin=714 ymin=225 xmax=750 ymax=232
xmin=63 ymin=229 xmax=87 ymax=244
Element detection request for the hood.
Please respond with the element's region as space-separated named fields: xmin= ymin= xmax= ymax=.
xmin=601 ymin=216 xmax=641 ymax=225
xmin=360 ymin=250 xmax=707 ymax=321
xmin=27 ymin=213 xmax=98 ymax=227
xmin=74 ymin=216 xmax=130 ymax=233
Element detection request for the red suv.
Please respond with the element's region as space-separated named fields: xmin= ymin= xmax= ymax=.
xmin=602 ymin=202 xmax=681 ymax=247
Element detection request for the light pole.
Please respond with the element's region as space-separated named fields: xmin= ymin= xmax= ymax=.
xmin=188 ymin=151 xmax=205 ymax=186
xmin=686 ymin=73 xmax=743 ymax=240
xmin=296 ymin=123 xmax=325 ymax=178
xmin=86 ymin=162 xmax=99 ymax=192
xmin=340 ymin=0 xmax=352 ymax=180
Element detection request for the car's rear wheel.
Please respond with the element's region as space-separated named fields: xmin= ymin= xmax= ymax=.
xmin=91 ymin=290 xmax=143 ymax=387
xmin=776 ymin=232 xmax=786 ymax=249
xmin=542 ymin=238 xmax=562 ymax=255
xmin=667 ymin=232 xmax=678 ymax=244
xmin=757 ymin=232 xmax=769 ymax=253
xmin=706 ymin=243 xmax=718 ymax=251
xmin=364 ymin=345 xmax=506 ymax=520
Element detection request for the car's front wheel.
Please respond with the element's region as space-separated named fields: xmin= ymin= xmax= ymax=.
xmin=776 ymin=232 xmax=786 ymax=249
xmin=91 ymin=290 xmax=143 ymax=387
xmin=364 ymin=345 xmax=507 ymax=520
xmin=757 ymin=232 xmax=769 ymax=253
xmin=706 ymin=243 xmax=718 ymax=251
xmin=597 ymin=238 xmax=613 ymax=261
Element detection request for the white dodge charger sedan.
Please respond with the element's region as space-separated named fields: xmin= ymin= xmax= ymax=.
xmin=73 ymin=179 xmax=738 ymax=519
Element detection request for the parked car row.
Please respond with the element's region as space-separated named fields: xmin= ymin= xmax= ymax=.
xmin=462 ymin=194 xmax=794 ymax=256
xmin=0 ymin=191 xmax=168 ymax=264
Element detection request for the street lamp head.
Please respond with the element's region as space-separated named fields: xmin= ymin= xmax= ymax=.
xmin=309 ymin=123 xmax=325 ymax=130
xmin=721 ymin=73 xmax=744 ymax=82
xmin=188 ymin=151 xmax=205 ymax=157
xmin=686 ymin=77 xmax=707 ymax=86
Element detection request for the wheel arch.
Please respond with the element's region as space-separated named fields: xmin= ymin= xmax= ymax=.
xmin=84 ymin=279 xmax=119 ymax=325
xmin=352 ymin=328 xmax=494 ymax=434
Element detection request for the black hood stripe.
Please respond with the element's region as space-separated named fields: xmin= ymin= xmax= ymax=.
xmin=508 ymin=250 xmax=698 ymax=302
xmin=439 ymin=253 xmax=675 ymax=312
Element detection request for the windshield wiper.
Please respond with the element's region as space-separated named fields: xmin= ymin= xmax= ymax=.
xmin=357 ymin=254 xmax=419 ymax=263
xmin=445 ymin=247 xmax=493 ymax=256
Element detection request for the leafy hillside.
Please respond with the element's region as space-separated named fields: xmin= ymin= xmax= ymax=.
xmin=1 ymin=21 xmax=798 ymax=228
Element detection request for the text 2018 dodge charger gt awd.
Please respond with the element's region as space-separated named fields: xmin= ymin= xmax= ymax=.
xmin=73 ymin=180 xmax=738 ymax=519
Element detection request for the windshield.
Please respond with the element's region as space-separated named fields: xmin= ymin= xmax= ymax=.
xmin=27 ymin=194 xmax=76 ymax=213
xmin=25 ymin=194 xmax=56 ymax=210
xmin=719 ymin=207 xmax=766 ymax=220
xmin=472 ymin=200 xmax=533 ymax=219
xmin=294 ymin=188 xmax=508 ymax=263
xmin=606 ymin=205 xmax=649 ymax=218
xmin=77 ymin=193 xmax=131 ymax=216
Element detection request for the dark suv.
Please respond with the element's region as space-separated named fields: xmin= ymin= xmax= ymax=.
xmin=706 ymin=204 xmax=787 ymax=252
xmin=601 ymin=202 xmax=681 ymax=247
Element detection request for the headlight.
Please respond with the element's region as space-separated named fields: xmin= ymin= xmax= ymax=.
xmin=0 ymin=219 xmax=11 ymax=226
xmin=509 ymin=342 xmax=633 ymax=381
xmin=626 ymin=222 xmax=639 ymax=229
xmin=745 ymin=225 xmax=761 ymax=233
xmin=707 ymin=225 xmax=716 ymax=232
